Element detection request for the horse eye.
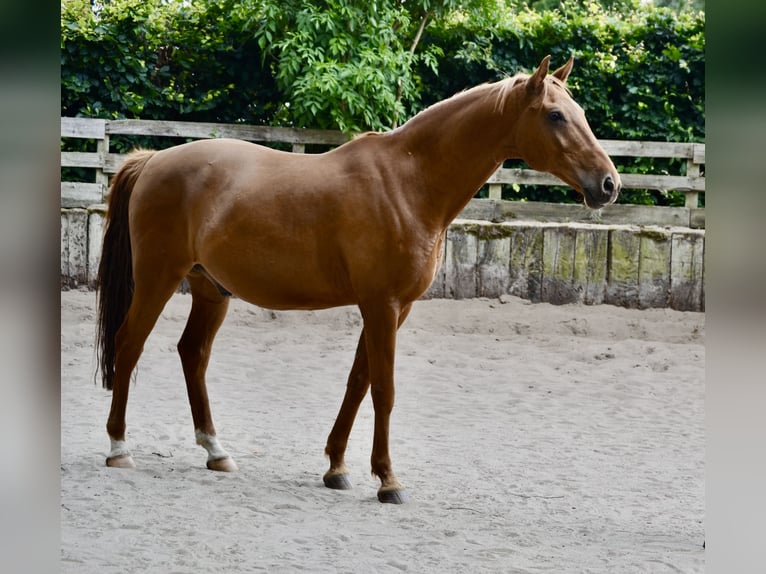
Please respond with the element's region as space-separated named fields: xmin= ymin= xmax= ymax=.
xmin=548 ymin=110 xmax=565 ymax=123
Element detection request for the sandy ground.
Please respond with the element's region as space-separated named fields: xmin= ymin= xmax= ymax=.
xmin=61 ymin=289 xmax=704 ymax=573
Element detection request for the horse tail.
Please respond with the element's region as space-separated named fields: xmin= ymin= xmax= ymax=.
xmin=96 ymin=150 xmax=156 ymax=390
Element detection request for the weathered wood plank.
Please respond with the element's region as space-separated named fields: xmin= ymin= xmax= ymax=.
xmin=477 ymin=232 xmax=511 ymax=298
xmin=487 ymin=183 xmax=502 ymax=200
xmin=507 ymin=222 xmax=544 ymax=302
xmin=444 ymin=226 xmax=479 ymax=298
xmin=689 ymin=209 xmax=705 ymax=229
xmin=488 ymin=168 xmax=704 ymax=192
xmin=460 ymin=199 xmax=696 ymax=228
xmin=488 ymin=168 xmax=563 ymax=186
xmin=692 ymin=143 xmax=705 ymax=165
xmin=87 ymin=208 xmax=106 ymax=287
xmin=573 ymin=225 xmax=608 ymax=305
xmin=605 ymin=228 xmax=641 ymax=308
xmin=62 ymin=120 xmax=700 ymax=160
xmin=61 ymin=150 xmax=122 ymax=173
xmin=61 ymin=209 xmax=88 ymax=287
xmin=61 ymin=182 xmax=104 ymax=208
xmin=96 ymin=135 xmax=110 ymax=189
xmin=105 ymin=119 xmax=349 ymax=146
xmin=60 ymin=212 xmax=69 ymax=284
xmin=61 ymin=151 xmax=102 ymax=168
xmin=684 ymin=158 xmax=701 ymax=208
xmin=684 ymin=192 xmax=699 ymax=209
xmin=619 ymin=173 xmax=705 ymax=192
xmin=670 ymin=230 xmax=705 ymax=311
xmin=637 ymin=227 xmax=672 ymax=309
xmin=458 ymin=199 xmax=502 ymax=222
xmin=103 ymin=153 xmax=126 ymax=173
xmin=61 ymin=117 xmax=105 ymax=139
xmin=542 ymin=226 xmax=578 ymax=304
xmin=599 ymin=139 xmax=695 ymax=158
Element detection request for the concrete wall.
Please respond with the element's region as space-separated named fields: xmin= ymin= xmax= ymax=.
xmin=423 ymin=219 xmax=704 ymax=311
xmin=61 ymin=209 xmax=704 ymax=312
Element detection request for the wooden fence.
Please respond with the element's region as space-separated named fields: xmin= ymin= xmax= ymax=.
xmin=60 ymin=118 xmax=705 ymax=311
xmin=61 ymin=117 xmax=705 ymax=212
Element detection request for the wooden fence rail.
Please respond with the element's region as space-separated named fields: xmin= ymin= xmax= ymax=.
xmin=61 ymin=117 xmax=705 ymax=211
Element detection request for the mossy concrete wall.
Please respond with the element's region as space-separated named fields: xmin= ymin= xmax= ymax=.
xmin=62 ymin=209 xmax=705 ymax=312
xmin=425 ymin=219 xmax=704 ymax=311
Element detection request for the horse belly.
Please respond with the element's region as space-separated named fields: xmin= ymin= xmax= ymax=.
xmin=201 ymin=239 xmax=355 ymax=311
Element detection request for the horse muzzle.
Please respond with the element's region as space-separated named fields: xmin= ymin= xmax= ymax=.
xmin=583 ymin=173 xmax=621 ymax=209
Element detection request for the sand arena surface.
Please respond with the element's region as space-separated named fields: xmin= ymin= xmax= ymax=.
xmin=61 ymin=290 xmax=704 ymax=573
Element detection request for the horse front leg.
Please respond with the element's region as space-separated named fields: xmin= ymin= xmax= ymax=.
xmin=362 ymin=302 xmax=410 ymax=504
xmin=323 ymin=331 xmax=370 ymax=490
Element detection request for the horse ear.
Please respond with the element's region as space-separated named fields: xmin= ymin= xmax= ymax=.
xmin=552 ymin=56 xmax=574 ymax=84
xmin=527 ymin=55 xmax=551 ymax=93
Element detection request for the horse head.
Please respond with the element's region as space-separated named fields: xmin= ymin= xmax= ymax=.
xmin=508 ymin=56 xmax=621 ymax=209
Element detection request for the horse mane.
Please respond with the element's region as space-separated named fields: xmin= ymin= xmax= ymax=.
xmin=391 ymin=76 xmax=526 ymax=135
xmin=382 ymin=70 xmax=572 ymax=135
xmin=493 ymin=72 xmax=572 ymax=114
xmin=353 ymin=131 xmax=382 ymax=140
xmin=493 ymin=74 xmax=528 ymax=114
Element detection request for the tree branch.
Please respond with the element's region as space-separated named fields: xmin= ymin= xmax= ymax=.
xmin=392 ymin=11 xmax=430 ymax=128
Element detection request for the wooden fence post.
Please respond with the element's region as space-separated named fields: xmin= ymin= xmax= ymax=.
xmin=88 ymin=208 xmax=106 ymax=287
xmin=542 ymin=226 xmax=578 ymax=304
xmin=61 ymin=209 xmax=89 ymax=288
xmin=477 ymin=227 xmax=511 ymax=298
xmin=97 ymin=134 xmax=110 ymax=202
xmin=637 ymin=228 xmax=672 ymax=309
xmin=605 ymin=228 xmax=641 ymax=308
xmin=670 ymin=230 xmax=705 ymax=311
xmin=573 ymin=225 xmax=609 ymax=305
xmin=444 ymin=226 xmax=479 ymax=298
xmin=685 ymin=158 xmax=700 ymax=209
xmin=508 ymin=222 xmax=544 ymax=302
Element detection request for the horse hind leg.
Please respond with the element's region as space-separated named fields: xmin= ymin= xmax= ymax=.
xmin=177 ymin=270 xmax=236 ymax=471
xmin=106 ymin=269 xmax=187 ymax=468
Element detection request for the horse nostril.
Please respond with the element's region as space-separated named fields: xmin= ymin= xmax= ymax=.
xmin=603 ymin=175 xmax=615 ymax=194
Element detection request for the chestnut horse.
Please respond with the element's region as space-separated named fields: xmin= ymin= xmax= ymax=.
xmin=96 ymin=56 xmax=620 ymax=503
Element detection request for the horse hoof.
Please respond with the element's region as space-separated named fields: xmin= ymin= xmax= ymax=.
xmin=323 ymin=472 xmax=353 ymax=490
xmin=207 ymin=456 xmax=238 ymax=472
xmin=106 ymin=454 xmax=136 ymax=469
xmin=377 ymin=487 xmax=410 ymax=504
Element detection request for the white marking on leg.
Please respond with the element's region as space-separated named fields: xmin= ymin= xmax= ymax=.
xmin=108 ymin=439 xmax=131 ymax=460
xmin=195 ymin=429 xmax=230 ymax=462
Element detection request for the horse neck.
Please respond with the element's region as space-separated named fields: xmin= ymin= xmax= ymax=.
xmin=390 ymin=81 xmax=522 ymax=230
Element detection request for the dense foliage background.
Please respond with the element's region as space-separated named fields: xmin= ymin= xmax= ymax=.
xmin=61 ymin=0 xmax=704 ymax=205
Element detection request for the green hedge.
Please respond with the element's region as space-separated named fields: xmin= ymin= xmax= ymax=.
xmin=416 ymin=3 xmax=705 ymax=205
xmin=61 ymin=0 xmax=278 ymax=127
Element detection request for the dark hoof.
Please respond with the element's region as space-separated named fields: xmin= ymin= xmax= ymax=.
xmin=377 ymin=487 xmax=410 ymax=504
xmin=106 ymin=454 xmax=136 ymax=469
xmin=206 ymin=456 xmax=238 ymax=472
xmin=323 ymin=472 xmax=353 ymax=490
